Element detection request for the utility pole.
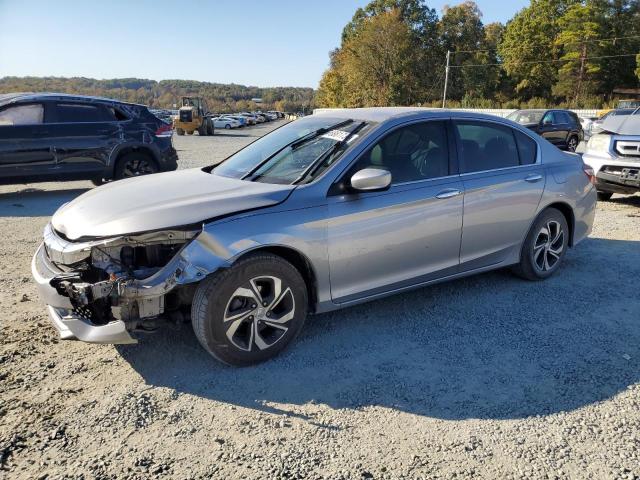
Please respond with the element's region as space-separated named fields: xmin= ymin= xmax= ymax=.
xmin=442 ymin=50 xmax=451 ymax=109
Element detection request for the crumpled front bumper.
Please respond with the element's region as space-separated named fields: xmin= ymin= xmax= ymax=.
xmin=31 ymin=243 xmax=136 ymax=344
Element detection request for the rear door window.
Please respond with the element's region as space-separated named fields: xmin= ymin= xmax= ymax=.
xmin=454 ymin=121 xmax=520 ymax=173
xmin=53 ymin=103 xmax=110 ymax=123
xmin=0 ymin=104 xmax=44 ymax=125
xmin=556 ymin=112 xmax=571 ymax=124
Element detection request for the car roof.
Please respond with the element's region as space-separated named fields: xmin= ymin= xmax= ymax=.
xmin=313 ymin=107 xmax=518 ymax=123
xmin=0 ymin=92 xmax=144 ymax=108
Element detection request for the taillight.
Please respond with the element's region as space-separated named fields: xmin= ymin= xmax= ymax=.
xmin=155 ymin=123 xmax=173 ymax=137
xmin=583 ymin=163 xmax=596 ymax=184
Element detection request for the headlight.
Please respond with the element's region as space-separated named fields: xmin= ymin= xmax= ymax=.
xmin=586 ymin=134 xmax=611 ymax=153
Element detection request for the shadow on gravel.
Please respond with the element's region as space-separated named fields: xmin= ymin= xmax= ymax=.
xmin=0 ymin=187 xmax=89 ymax=217
xmin=118 ymin=237 xmax=640 ymax=422
xmin=609 ymin=194 xmax=640 ymax=208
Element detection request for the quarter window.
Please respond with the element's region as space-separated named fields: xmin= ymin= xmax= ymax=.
xmin=514 ymin=130 xmax=537 ymax=165
xmin=455 ymin=121 xmax=519 ymax=173
xmin=0 ymin=104 xmax=44 ymax=126
xmin=54 ymin=103 xmax=109 ymax=123
xmin=353 ymin=121 xmax=449 ymax=184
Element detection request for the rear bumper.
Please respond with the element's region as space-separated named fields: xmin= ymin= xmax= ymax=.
xmin=31 ymin=243 xmax=136 ymax=344
xmin=595 ymin=168 xmax=640 ymax=194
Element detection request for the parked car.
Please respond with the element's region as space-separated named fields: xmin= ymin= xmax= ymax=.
xmin=32 ymin=108 xmax=596 ymax=366
xmin=0 ymin=93 xmax=177 ymax=185
xmin=239 ymin=113 xmax=257 ymax=125
xmin=590 ymin=108 xmax=639 ymax=136
xmin=212 ymin=116 xmax=240 ymax=129
xmin=225 ymin=115 xmax=247 ymax=127
xmin=582 ymin=114 xmax=640 ymax=201
xmin=507 ymin=109 xmax=584 ymax=151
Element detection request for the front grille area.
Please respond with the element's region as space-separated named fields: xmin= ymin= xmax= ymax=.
xmin=615 ymin=140 xmax=640 ymax=157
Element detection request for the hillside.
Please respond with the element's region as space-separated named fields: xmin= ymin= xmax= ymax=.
xmin=0 ymin=76 xmax=316 ymax=113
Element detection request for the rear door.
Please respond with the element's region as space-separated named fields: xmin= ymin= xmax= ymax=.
xmin=46 ymin=102 xmax=122 ymax=178
xmin=554 ymin=111 xmax=573 ymax=147
xmin=538 ymin=111 xmax=564 ymax=146
xmin=454 ymin=120 xmax=545 ymax=270
xmin=0 ymin=102 xmax=57 ymax=180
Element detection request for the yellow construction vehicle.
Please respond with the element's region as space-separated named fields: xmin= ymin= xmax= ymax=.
xmin=173 ymin=96 xmax=214 ymax=136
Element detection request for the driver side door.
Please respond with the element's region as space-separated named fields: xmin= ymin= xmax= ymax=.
xmin=327 ymin=120 xmax=464 ymax=304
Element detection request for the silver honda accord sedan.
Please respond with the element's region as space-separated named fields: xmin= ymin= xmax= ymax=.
xmin=32 ymin=108 xmax=597 ymax=366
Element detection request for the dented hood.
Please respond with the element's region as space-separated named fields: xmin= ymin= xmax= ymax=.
xmin=52 ymin=168 xmax=294 ymax=240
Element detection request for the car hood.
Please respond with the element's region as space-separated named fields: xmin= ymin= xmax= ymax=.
xmin=600 ymin=115 xmax=640 ymax=135
xmin=51 ymin=168 xmax=294 ymax=240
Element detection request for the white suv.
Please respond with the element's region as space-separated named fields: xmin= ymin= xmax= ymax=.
xmin=582 ymin=114 xmax=640 ymax=201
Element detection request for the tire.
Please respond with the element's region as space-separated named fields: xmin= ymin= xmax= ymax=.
xmin=91 ymin=178 xmax=104 ymax=186
xmin=207 ymin=120 xmax=214 ymax=135
xmin=225 ymin=124 xmax=231 ymax=129
xmin=176 ymin=128 xmax=185 ymax=136
xmin=566 ymin=135 xmax=579 ymax=152
xmin=512 ymin=207 xmax=569 ymax=281
xmin=198 ymin=122 xmax=207 ymax=136
xmin=597 ymin=191 xmax=613 ymax=201
xmin=191 ymin=253 xmax=308 ymax=366
xmin=114 ymin=152 xmax=159 ymax=180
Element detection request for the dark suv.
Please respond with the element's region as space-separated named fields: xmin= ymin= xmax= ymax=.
xmin=507 ymin=109 xmax=584 ymax=152
xmin=0 ymin=93 xmax=178 ymax=184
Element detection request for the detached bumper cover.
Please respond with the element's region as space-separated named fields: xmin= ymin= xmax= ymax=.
xmin=31 ymin=243 xmax=136 ymax=344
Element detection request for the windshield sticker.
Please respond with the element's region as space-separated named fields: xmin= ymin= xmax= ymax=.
xmin=321 ymin=129 xmax=351 ymax=142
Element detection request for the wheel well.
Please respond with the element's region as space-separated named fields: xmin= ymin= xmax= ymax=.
xmin=237 ymin=246 xmax=318 ymax=312
xmin=544 ymin=202 xmax=575 ymax=246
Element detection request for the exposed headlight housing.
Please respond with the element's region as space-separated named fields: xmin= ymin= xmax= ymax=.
xmin=586 ymin=134 xmax=611 ymax=153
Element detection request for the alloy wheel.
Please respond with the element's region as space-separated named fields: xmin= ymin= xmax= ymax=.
xmin=567 ymin=136 xmax=578 ymax=152
xmin=223 ymin=276 xmax=295 ymax=352
xmin=121 ymin=158 xmax=156 ymax=177
xmin=533 ymin=220 xmax=564 ymax=272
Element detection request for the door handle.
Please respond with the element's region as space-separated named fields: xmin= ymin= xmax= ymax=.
xmin=435 ymin=188 xmax=462 ymax=199
xmin=524 ymin=174 xmax=543 ymax=183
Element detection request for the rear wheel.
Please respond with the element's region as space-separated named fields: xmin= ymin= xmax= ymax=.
xmin=176 ymin=128 xmax=185 ymax=136
xmin=225 ymin=124 xmax=231 ymax=129
xmin=567 ymin=135 xmax=579 ymax=152
xmin=191 ymin=253 xmax=308 ymax=366
xmin=512 ymin=208 xmax=569 ymax=281
xmin=597 ymin=191 xmax=613 ymax=201
xmin=207 ymin=120 xmax=214 ymax=135
xmin=114 ymin=153 xmax=158 ymax=180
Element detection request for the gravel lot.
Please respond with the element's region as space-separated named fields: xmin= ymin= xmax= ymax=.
xmin=1 ymin=120 xmax=639 ymax=480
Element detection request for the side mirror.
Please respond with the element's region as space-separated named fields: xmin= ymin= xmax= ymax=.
xmin=350 ymin=168 xmax=392 ymax=192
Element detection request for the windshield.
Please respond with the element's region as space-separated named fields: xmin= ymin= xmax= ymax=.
xmin=507 ymin=110 xmax=545 ymax=124
xmin=214 ymin=116 xmax=369 ymax=184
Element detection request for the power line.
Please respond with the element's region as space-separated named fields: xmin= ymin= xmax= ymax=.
xmin=449 ymin=52 xmax=640 ymax=68
xmin=450 ymin=34 xmax=640 ymax=55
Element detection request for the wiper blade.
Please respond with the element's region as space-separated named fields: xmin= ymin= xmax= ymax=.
xmin=289 ymin=119 xmax=354 ymax=150
xmin=241 ymin=119 xmax=354 ymax=181
xmin=293 ymin=121 xmax=366 ymax=184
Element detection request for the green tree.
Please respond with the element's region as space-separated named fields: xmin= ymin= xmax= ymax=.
xmin=553 ymin=3 xmax=603 ymax=104
xmin=339 ymin=9 xmax=421 ymax=106
xmin=439 ymin=1 xmax=495 ymax=101
xmin=499 ymin=0 xmax=578 ymax=100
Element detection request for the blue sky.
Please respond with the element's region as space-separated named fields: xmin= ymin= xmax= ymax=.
xmin=0 ymin=0 xmax=529 ymax=88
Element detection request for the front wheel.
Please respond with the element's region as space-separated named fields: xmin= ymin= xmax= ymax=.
xmin=225 ymin=124 xmax=231 ymax=129
xmin=191 ymin=253 xmax=308 ymax=366
xmin=512 ymin=208 xmax=569 ymax=281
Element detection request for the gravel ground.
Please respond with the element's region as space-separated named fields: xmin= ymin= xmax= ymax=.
xmin=1 ymin=120 xmax=639 ymax=480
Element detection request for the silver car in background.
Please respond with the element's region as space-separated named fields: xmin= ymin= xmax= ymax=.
xmin=32 ymin=108 xmax=596 ymax=366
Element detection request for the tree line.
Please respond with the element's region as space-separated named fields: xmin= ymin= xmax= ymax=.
xmin=317 ymin=0 xmax=640 ymax=109
xmin=0 ymin=77 xmax=315 ymax=113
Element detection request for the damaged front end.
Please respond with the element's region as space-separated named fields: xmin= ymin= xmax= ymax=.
xmin=32 ymin=223 xmax=228 ymax=344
